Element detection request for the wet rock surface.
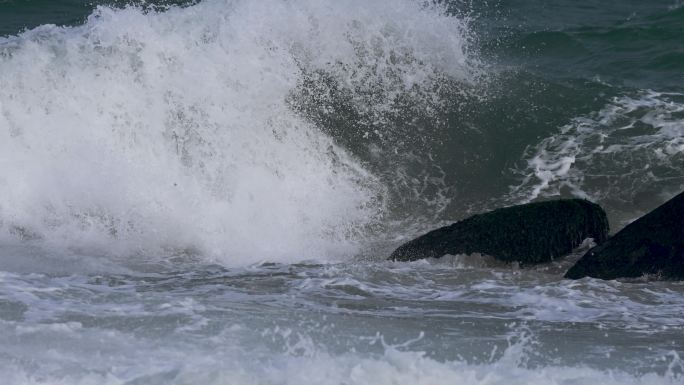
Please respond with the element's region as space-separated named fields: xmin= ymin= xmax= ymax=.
xmin=565 ymin=191 xmax=684 ymax=280
xmin=389 ymin=199 xmax=609 ymax=265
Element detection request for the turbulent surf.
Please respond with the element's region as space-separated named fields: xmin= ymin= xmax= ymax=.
xmin=0 ymin=0 xmax=682 ymax=384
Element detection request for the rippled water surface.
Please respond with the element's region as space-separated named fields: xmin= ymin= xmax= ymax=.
xmin=1 ymin=259 xmax=683 ymax=384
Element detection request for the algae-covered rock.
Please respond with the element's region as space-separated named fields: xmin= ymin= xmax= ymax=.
xmin=565 ymin=191 xmax=684 ymax=280
xmin=389 ymin=199 xmax=609 ymax=265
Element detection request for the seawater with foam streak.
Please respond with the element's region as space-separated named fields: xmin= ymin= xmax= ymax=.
xmin=0 ymin=0 xmax=683 ymax=384
xmin=0 ymin=261 xmax=683 ymax=384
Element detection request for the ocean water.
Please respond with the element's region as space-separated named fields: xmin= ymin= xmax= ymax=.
xmin=0 ymin=0 xmax=683 ymax=384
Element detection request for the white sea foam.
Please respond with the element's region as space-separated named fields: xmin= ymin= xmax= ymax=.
xmin=0 ymin=0 xmax=475 ymax=266
xmin=1 ymin=331 xmax=680 ymax=385
xmin=511 ymin=91 xmax=684 ymax=222
xmin=1 ymin=263 xmax=682 ymax=384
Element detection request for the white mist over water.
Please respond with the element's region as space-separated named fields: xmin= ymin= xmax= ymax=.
xmin=0 ymin=0 xmax=475 ymax=266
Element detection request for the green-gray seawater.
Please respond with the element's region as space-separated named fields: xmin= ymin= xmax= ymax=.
xmin=0 ymin=1 xmax=682 ymax=384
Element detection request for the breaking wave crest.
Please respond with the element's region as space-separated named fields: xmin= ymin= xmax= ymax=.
xmin=511 ymin=90 xmax=684 ymax=225
xmin=0 ymin=0 xmax=477 ymax=265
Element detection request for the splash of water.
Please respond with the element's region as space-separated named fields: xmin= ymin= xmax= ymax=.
xmin=0 ymin=0 xmax=476 ymax=266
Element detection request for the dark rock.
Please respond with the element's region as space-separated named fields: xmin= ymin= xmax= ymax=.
xmin=389 ymin=199 xmax=609 ymax=265
xmin=565 ymin=191 xmax=684 ymax=280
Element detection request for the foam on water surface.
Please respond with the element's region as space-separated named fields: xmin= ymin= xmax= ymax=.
xmin=0 ymin=262 xmax=682 ymax=384
xmin=2 ymin=350 xmax=681 ymax=385
xmin=1 ymin=1 xmax=684 ymax=384
xmin=511 ymin=91 xmax=684 ymax=225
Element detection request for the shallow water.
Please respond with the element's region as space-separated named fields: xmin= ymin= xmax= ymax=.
xmin=1 ymin=258 xmax=683 ymax=384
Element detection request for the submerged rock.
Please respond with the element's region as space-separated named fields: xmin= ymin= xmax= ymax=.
xmin=565 ymin=191 xmax=684 ymax=280
xmin=389 ymin=199 xmax=609 ymax=265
